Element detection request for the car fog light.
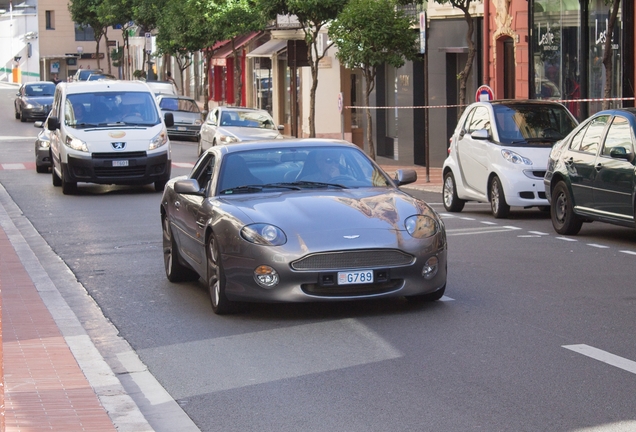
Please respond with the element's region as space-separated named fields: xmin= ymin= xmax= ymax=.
xmin=422 ymin=256 xmax=439 ymax=279
xmin=254 ymin=265 xmax=279 ymax=288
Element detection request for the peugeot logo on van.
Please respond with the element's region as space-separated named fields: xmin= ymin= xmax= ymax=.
xmin=111 ymin=142 xmax=126 ymax=150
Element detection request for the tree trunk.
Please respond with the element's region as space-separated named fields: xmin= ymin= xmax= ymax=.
xmin=203 ymin=50 xmax=213 ymax=113
xmin=94 ymin=33 xmax=103 ymax=70
xmin=602 ymin=0 xmax=621 ymax=110
xmin=363 ymin=68 xmax=376 ymax=161
xmin=104 ymin=30 xmax=112 ymax=75
xmin=457 ymin=3 xmax=476 ymax=118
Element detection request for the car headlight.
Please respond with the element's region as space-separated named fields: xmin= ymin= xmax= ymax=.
xmin=241 ymin=223 xmax=287 ymax=246
xmin=194 ymin=119 xmax=202 ymax=126
xmin=26 ymin=103 xmax=34 ymax=109
xmin=502 ymin=149 xmax=532 ymax=165
xmin=149 ymin=130 xmax=169 ymax=150
xmin=405 ymin=215 xmax=438 ymax=238
xmin=64 ymin=133 xmax=88 ymax=152
xmin=218 ymin=134 xmax=239 ymax=144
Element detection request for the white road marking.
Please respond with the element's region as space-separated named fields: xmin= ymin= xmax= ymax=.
xmin=528 ymin=231 xmax=549 ymax=236
xmin=619 ymin=250 xmax=636 ymax=256
xmin=587 ymin=244 xmax=610 ymax=249
xmin=518 ymin=235 xmax=542 ymax=238
xmin=0 ymin=136 xmax=37 ymax=141
xmin=556 ymin=236 xmax=577 ymax=242
xmin=571 ymin=421 xmax=636 ymax=432
xmin=439 ymin=295 xmax=454 ymax=301
xmin=480 ymin=221 xmax=497 ymax=225
xmin=172 ymin=162 xmax=195 ymax=168
xmin=563 ymin=344 xmax=636 ymax=375
xmin=139 ymin=318 xmax=403 ymax=399
xmin=1 ymin=163 xmax=26 ymax=170
xmin=502 ymin=225 xmax=522 ymax=230
xmin=459 ymin=217 xmax=476 ymax=221
xmin=446 ymin=226 xmax=520 ymax=236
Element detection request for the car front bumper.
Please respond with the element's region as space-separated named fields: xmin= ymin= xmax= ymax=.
xmin=62 ymin=151 xmax=171 ymax=185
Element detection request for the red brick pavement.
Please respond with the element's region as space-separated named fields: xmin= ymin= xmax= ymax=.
xmin=0 ymin=227 xmax=117 ymax=432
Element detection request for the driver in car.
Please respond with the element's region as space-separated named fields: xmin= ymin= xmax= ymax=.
xmin=303 ymin=151 xmax=343 ymax=182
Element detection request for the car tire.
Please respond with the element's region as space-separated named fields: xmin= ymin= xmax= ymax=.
xmin=406 ymin=284 xmax=446 ymax=303
xmin=163 ymin=216 xmax=199 ymax=282
xmin=155 ymin=180 xmax=167 ymax=192
xmin=61 ymin=170 xmax=77 ymax=195
xmin=15 ymin=110 xmax=20 ymax=120
xmin=52 ymin=167 xmax=62 ymax=187
xmin=490 ymin=176 xmax=510 ymax=218
xmin=36 ymin=164 xmax=48 ymax=174
xmin=443 ymin=171 xmax=465 ymax=212
xmin=20 ymin=113 xmax=27 ymax=123
xmin=551 ymin=181 xmax=583 ymax=235
xmin=207 ymin=234 xmax=235 ymax=315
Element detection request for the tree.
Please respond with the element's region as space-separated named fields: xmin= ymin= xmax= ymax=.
xmin=131 ymin=0 xmax=167 ymax=73
xmin=256 ymin=0 xmax=349 ymax=137
xmin=214 ymin=0 xmax=267 ymax=106
xmin=330 ymin=0 xmax=417 ymax=160
xmin=99 ymin=0 xmax=135 ymax=78
xmin=69 ymin=0 xmax=109 ymax=70
xmin=602 ymin=0 xmax=621 ymax=110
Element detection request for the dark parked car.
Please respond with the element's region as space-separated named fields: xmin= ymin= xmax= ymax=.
xmin=34 ymin=119 xmax=52 ymax=173
xmin=161 ymin=139 xmax=448 ymax=314
xmin=14 ymin=81 xmax=56 ymax=122
xmin=545 ymin=108 xmax=636 ymax=235
xmin=156 ymin=94 xmax=202 ymax=142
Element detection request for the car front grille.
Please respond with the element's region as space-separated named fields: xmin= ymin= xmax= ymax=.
xmin=291 ymin=249 xmax=414 ymax=271
xmin=94 ymin=166 xmax=147 ymax=177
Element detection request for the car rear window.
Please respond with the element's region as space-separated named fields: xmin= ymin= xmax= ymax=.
xmin=493 ymin=104 xmax=577 ymax=146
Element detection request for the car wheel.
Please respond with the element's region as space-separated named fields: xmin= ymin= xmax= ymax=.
xmin=163 ymin=216 xmax=199 ymax=282
xmin=406 ymin=284 xmax=446 ymax=303
xmin=36 ymin=164 xmax=48 ymax=174
xmin=551 ymin=182 xmax=583 ymax=235
xmin=155 ymin=180 xmax=167 ymax=192
xmin=61 ymin=170 xmax=77 ymax=195
xmin=490 ymin=176 xmax=510 ymax=218
xmin=15 ymin=110 xmax=20 ymax=120
xmin=20 ymin=112 xmax=27 ymax=122
xmin=207 ymin=234 xmax=235 ymax=315
xmin=443 ymin=172 xmax=465 ymax=212
xmin=52 ymin=167 xmax=62 ymax=187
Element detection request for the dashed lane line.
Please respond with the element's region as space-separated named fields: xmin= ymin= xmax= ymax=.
xmin=563 ymin=344 xmax=636 ymax=375
xmin=619 ymin=250 xmax=636 ymax=256
xmin=587 ymin=244 xmax=610 ymax=249
xmin=556 ymin=236 xmax=578 ymax=242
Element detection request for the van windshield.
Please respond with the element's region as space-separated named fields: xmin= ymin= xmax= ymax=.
xmin=64 ymin=91 xmax=161 ymax=128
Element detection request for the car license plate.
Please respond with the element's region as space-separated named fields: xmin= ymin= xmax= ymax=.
xmin=177 ymin=126 xmax=186 ymax=131
xmin=338 ymin=270 xmax=374 ymax=285
xmin=112 ymin=160 xmax=129 ymax=167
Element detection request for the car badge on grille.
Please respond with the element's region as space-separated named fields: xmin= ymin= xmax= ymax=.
xmin=343 ymin=235 xmax=360 ymax=239
xmin=111 ymin=142 xmax=126 ymax=150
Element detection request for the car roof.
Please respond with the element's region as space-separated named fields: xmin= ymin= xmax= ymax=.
xmin=212 ymin=138 xmax=358 ymax=156
xmin=59 ymin=80 xmax=153 ymax=95
xmin=486 ymin=99 xmax=567 ymax=107
xmin=157 ymin=94 xmax=195 ymax=101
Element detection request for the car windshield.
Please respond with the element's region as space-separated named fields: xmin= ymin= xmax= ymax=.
xmin=493 ymin=104 xmax=577 ymax=146
xmin=64 ymin=91 xmax=161 ymax=128
xmin=217 ymin=146 xmax=391 ymax=195
xmin=160 ymin=98 xmax=200 ymax=113
xmin=25 ymin=83 xmax=56 ymax=96
xmin=220 ymin=110 xmax=276 ymax=130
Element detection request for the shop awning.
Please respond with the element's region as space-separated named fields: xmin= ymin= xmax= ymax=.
xmin=246 ymin=39 xmax=287 ymax=58
xmin=213 ymin=32 xmax=262 ymax=60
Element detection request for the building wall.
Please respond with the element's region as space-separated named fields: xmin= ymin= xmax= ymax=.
xmin=0 ymin=4 xmax=39 ymax=83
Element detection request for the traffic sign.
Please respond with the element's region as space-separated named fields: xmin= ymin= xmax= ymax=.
xmin=337 ymin=92 xmax=343 ymax=114
xmin=476 ymin=85 xmax=494 ymax=102
xmin=145 ymin=32 xmax=152 ymax=54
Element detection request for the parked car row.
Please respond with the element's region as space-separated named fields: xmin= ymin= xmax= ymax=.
xmin=442 ymin=100 xmax=636 ymax=236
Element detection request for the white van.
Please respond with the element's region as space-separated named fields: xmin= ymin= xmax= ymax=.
xmin=47 ymin=80 xmax=174 ymax=194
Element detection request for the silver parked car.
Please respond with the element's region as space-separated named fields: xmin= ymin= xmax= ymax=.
xmin=157 ymin=95 xmax=202 ymax=142
xmin=34 ymin=119 xmax=52 ymax=173
xmin=161 ymin=139 xmax=448 ymax=314
xmin=198 ymin=106 xmax=284 ymax=155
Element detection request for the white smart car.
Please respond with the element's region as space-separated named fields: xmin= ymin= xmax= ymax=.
xmin=442 ymin=100 xmax=578 ymax=218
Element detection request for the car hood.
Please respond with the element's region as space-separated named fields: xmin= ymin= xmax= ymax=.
xmin=219 ymin=188 xmax=438 ymax=247
xmin=162 ymin=111 xmax=201 ymax=125
xmin=219 ymin=126 xmax=282 ymax=141
xmin=69 ymin=125 xmax=166 ymax=152
xmin=23 ymin=96 xmax=54 ymax=105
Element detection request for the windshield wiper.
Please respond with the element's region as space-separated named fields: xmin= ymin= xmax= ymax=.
xmin=220 ymin=183 xmax=302 ymax=195
xmin=288 ymin=180 xmax=346 ymax=189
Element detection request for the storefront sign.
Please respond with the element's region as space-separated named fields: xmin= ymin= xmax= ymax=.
xmin=538 ymin=23 xmax=558 ymax=51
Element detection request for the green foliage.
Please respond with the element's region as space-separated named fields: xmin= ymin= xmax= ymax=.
xmin=329 ymin=0 xmax=418 ymax=71
xmin=69 ymin=0 xmax=107 ymax=40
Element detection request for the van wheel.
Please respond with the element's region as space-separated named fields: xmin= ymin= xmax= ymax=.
xmin=155 ymin=180 xmax=167 ymax=192
xmin=61 ymin=171 xmax=77 ymax=195
xmin=52 ymin=167 xmax=62 ymax=187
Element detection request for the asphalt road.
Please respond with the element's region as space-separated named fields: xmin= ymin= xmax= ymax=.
xmin=2 ymin=84 xmax=636 ymax=432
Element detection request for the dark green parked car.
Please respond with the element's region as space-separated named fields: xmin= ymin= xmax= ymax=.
xmin=544 ymin=108 xmax=636 ymax=235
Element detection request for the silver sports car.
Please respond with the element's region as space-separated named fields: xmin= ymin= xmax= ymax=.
xmin=161 ymin=139 xmax=447 ymax=314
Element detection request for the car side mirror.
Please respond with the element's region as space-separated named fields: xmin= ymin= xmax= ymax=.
xmin=164 ymin=112 xmax=174 ymax=128
xmin=47 ymin=116 xmax=60 ymax=131
xmin=394 ymin=169 xmax=417 ymax=186
xmin=174 ymin=179 xmax=204 ymax=195
xmin=471 ymin=129 xmax=490 ymax=140
xmin=277 ymin=125 xmax=284 ymax=131
xmin=609 ymin=146 xmax=632 ymax=161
